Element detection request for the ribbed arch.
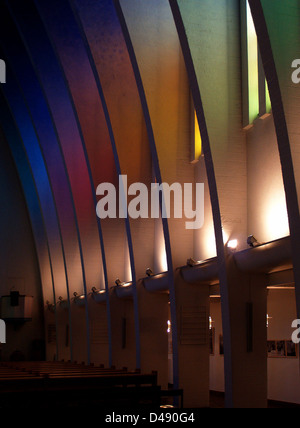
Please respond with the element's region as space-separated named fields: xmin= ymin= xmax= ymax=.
xmin=34 ymin=0 xmax=124 ymax=368
xmin=0 ymin=7 xmax=84 ymax=362
xmin=0 ymin=70 xmax=64 ymax=360
xmin=6 ymin=0 xmax=108 ymax=364
xmin=0 ymin=93 xmax=55 ymax=351
xmin=69 ymin=0 xmax=146 ymax=370
xmin=0 ymin=101 xmax=58 ymax=357
xmin=248 ymin=0 xmax=300 ymax=323
xmin=113 ymin=0 xmax=180 ymax=393
xmin=0 ymin=122 xmax=48 ymax=287
xmin=168 ymin=0 xmax=234 ymax=407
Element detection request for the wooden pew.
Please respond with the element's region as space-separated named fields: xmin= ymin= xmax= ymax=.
xmin=0 ymin=362 xmax=161 ymax=409
xmin=1 ymin=362 xmax=130 ymax=378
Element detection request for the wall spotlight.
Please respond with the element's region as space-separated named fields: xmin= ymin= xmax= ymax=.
xmin=146 ymin=268 xmax=154 ymax=277
xmin=58 ymin=296 xmax=68 ymax=310
xmin=92 ymin=287 xmax=105 ymax=295
xmin=227 ymin=239 xmax=238 ymax=251
xmin=115 ymin=279 xmax=122 ymax=287
xmin=73 ymin=292 xmax=86 ymax=307
xmin=187 ymin=258 xmax=198 ymax=267
xmin=247 ymin=235 xmax=260 ymax=248
xmin=46 ymin=301 xmax=55 ymax=312
xmin=73 ymin=292 xmax=85 ymax=300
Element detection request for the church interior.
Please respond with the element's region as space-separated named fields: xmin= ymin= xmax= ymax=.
xmin=0 ymin=0 xmax=299 ymax=409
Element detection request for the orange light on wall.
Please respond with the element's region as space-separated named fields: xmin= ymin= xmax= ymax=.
xmin=191 ymin=102 xmax=202 ymax=164
xmin=194 ymin=111 xmax=202 ymax=162
xmin=154 ymin=217 xmax=168 ymax=273
xmin=203 ymin=227 xmax=217 ymax=259
xmin=227 ymin=239 xmax=238 ymax=251
xmin=159 ymin=245 xmax=168 ymax=273
xmin=124 ymin=242 xmax=132 ymax=283
xmin=264 ymin=192 xmax=290 ymax=242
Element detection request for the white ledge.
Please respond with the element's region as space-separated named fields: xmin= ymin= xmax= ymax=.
xmin=233 ymin=236 xmax=292 ymax=274
xmin=74 ymin=296 xmax=86 ymax=307
xmin=180 ymin=237 xmax=292 ymax=285
xmin=92 ymin=290 xmax=107 ymax=304
xmin=143 ymin=272 xmax=169 ymax=293
xmin=114 ymin=283 xmax=134 ymax=299
xmin=180 ymin=257 xmax=219 ymax=284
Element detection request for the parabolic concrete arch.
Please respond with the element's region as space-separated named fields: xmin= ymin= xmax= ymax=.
xmin=248 ymin=0 xmax=300 ymax=328
xmin=0 ymin=0 xmax=298 ymax=409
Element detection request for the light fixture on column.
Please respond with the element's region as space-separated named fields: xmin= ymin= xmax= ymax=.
xmin=73 ymin=292 xmax=85 ymax=306
xmin=146 ymin=268 xmax=154 ymax=277
xmin=247 ymin=235 xmax=260 ymax=248
xmin=58 ymin=296 xmax=68 ymax=310
xmin=143 ymin=271 xmax=169 ymax=293
xmin=115 ymin=279 xmax=132 ymax=289
xmin=91 ymin=287 xmax=106 ymax=303
xmin=46 ymin=301 xmax=55 ymax=313
xmin=91 ymin=287 xmax=105 ymax=294
xmin=114 ymin=279 xmax=133 ymax=299
xmin=187 ymin=258 xmax=198 ymax=267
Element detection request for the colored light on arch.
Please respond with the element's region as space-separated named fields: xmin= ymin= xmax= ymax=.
xmin=246 ymin=0 xmax=259 ymax=124
xmin=194 ymin=111 xmax=202 ymax=161
xmin=266 ymin=80 xmax=271 ymax=113
xmin=191 ymin=109 xmax=202 ymax=164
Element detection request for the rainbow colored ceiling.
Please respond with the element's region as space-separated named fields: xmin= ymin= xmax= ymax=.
xmin=0 ymin=0 xmax=299 ymax=408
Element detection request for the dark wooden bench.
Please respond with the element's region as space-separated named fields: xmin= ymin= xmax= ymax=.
xmin=0 ymin=362 xmax=161 ymax=409
xmin=160 ymin=388 xmax=184 ymax=408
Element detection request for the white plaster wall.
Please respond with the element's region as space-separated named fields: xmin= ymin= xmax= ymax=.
xmin=267 ymin=289 xmax=300 ymax=404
